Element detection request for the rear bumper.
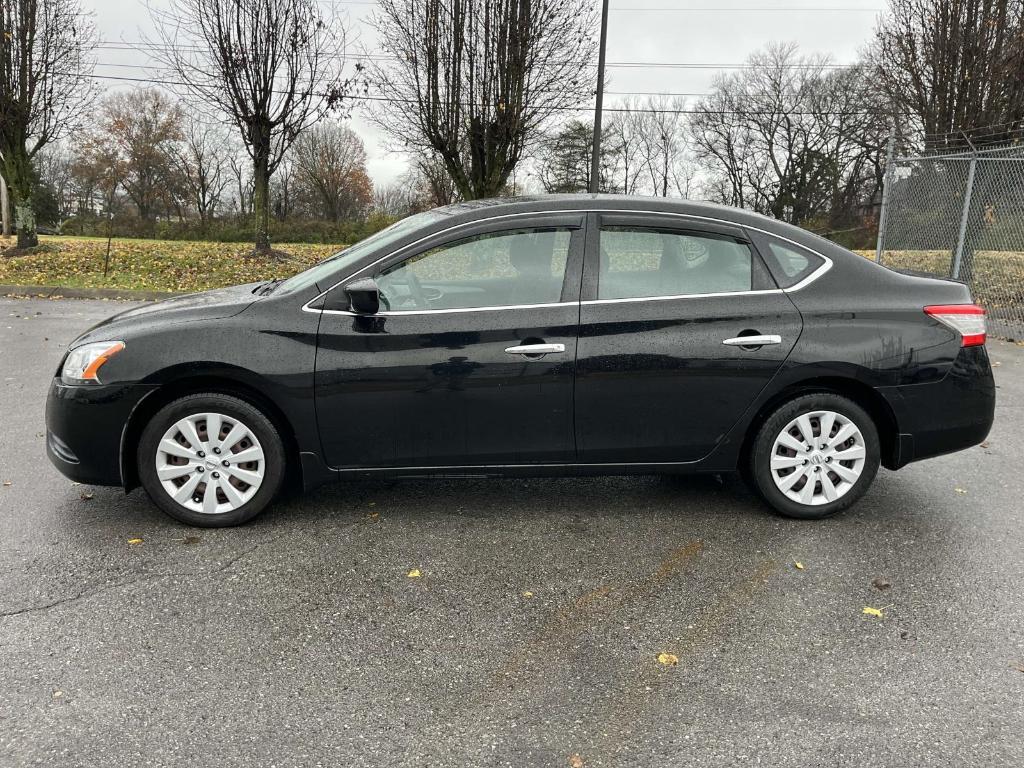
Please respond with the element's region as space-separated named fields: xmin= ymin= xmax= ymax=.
xmin=45 ymin=378 xmax=155 ymax=487
xmin=879 ymin=345 xmax=995 ymax=468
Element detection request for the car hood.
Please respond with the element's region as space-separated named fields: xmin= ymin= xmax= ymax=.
xmin=72 ymin=282 xmax=263 ymax=345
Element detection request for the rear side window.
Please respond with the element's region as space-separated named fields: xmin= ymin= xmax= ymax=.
xmin=598 ymin=227 xmax=753 ymax=300
xmin=754 ymin=234 xmax=825 ymax=288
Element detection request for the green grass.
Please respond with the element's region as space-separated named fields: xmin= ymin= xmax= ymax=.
xmin=0 ymin=235 xmax=342 ymax=293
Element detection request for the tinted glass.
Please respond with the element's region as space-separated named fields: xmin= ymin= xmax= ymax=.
xmin=598 ymin=227 xmax=753 ymax=300
xmin=377 ymin=228 xmax=572 ymax=311
xmin=761 ymin=238 xmax=823 ymax=288
xmin=276 ymin=211 xmax=443 ymax=294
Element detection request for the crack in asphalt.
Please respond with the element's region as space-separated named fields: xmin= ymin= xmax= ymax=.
xmin=0 ymin=539 xmax=273 ymax=619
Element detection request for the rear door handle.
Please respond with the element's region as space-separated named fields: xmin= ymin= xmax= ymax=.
xmin=722 ymin=335 xmax=782 ymax=347
xmin=505 ymin=343 xmax=566 ymax=356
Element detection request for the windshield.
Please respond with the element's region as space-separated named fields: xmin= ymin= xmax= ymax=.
xmin=275 ymin=211 xmax=442 ymax=295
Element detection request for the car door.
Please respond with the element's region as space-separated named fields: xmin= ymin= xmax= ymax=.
xmin=575 ymin=212 xmax=803 ymax=464
xmin=314 ymin=213 xmax=585 ymax=470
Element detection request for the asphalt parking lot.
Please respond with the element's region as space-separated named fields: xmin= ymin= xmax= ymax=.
xmin=1 ymin=296 xmax=1022 ymax=767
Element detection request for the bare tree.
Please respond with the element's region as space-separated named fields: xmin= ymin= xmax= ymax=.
xmin=291 ymin=123 xmax=371 ymax=221
xmin=0 ymin=0 xmax=97 ymax=249
xmin=410 ymin=150 xmax=462 ymax=208
xmin=34 ymin=144 xmax=77 ymax=223
xmin=630 ymin=97 xmax=690 ymax=198
xmin=368 ymin=0 xmax=598 ymax=200
xmin=147 ymin=0 xmax=349 ymax=255
xmin=228 ymin=152 xmax=254 ymax=217
xmin=869 ymin=0 xmax=1024 ymax=149
xmin=170 ymin=119 xmax=232 ymax=226
xmin=373 ymin=181 xmax=418 ymax=218
xmin=604 ymin=103 xmax=646 ymax=195
xmin=689 ymin=43 xmax=887 ymax=227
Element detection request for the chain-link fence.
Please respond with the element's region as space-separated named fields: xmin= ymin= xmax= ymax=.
xmin=875 ymin=144 xmax=1024 ymax=339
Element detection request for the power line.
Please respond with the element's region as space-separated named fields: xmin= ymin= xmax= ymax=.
xmin=94 ymin=42 xmax=859 ymax=71
xmin=92 ymin=61 xmax=718 ymax=97
xmin=311 ymin=0 xmax=883 ymax=9
xmin=72 ymin=70 xmax=886 ymax=116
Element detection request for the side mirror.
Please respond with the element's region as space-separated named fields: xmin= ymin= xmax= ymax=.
xmin=345 ymin=278 xmax=381 ymax=315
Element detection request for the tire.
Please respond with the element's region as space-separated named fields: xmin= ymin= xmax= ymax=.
xmin=750 ymin=393 xmax=880 ymax=520
xmin=137 ymin=393 xmax=286 ymax=527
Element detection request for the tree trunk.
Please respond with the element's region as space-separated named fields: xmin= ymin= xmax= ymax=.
xmin=1 ymin=174 xmax=10 ymax=237
xmin=14 ymin=198 xmax=38 ymax=249
xmin=252 ymin=150 xmax=271 ymax=255
xmin=1 ymin=146 xmax=39 ymax=249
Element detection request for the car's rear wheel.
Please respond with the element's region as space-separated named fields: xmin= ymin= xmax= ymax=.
xmin=750 ymin=393 xmax=880 ymax=519
xmin=137 ymin=393 xmax=285 ymax=527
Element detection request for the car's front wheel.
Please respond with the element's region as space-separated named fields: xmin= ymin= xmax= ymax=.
xmin=137 ymin=393 xmax=286 ymax=527
xmin=750 ymin=393 xmax=880 ymax=519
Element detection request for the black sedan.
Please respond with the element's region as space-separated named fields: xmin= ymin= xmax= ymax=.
xmin=46 ymin=196 xmax=995 ymax=526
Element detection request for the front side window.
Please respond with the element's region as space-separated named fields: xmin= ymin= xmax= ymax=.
xmin=598 ymin=227 xmax=753 ymax=300
xmin=377 ymin=228 xmax=572 ymax=311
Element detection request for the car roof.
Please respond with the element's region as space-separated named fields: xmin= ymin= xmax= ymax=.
xmin=424 ymin=194 xmax=829 ymax=250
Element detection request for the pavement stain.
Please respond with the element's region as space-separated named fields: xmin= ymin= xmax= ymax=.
xmin=577 ymin=558 xmax=779 ymax=761
xmin=492 ymin=540 xmax=706 ymax=684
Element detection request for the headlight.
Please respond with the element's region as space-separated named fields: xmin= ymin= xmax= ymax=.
xmin=61 ymin=341 xmax=125 ymax=385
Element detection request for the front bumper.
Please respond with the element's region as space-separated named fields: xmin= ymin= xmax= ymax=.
xmin=879 ymin=345 xmax=996 ymax=468
xmin=45 ymin=378 xmax=156 ymax=487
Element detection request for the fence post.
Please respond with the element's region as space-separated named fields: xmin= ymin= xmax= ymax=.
xmin=874 ymin=134 xmax=896 ymax=263
xmin=951 ymin=153 xmax=978 ymax=280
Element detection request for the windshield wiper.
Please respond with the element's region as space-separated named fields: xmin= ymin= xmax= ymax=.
xmin=255 ymin=278 xmax=285 ymax=296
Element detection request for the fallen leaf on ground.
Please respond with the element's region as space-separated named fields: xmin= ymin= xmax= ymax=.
xmin=657 ymin=652 xmax=679 ymax=666
xmin=364 ymin=511 xmax=379 ymax=520
xmin=180 ymin=535 xmax=201 ymax=545
xmin=80 ymin=492 xmax=94 ymax=500
xmin=407 ymin=569 xmax=421 ymax=578
xmin=980 ymin=441 xmax=990 ymax=448
xmin=862 ymin=606 xmax=884 ymax=618
xmin=522 ymin=590 xmax=534 ymax=598
xmin=52 ymin=690 xmax=63 ymax=698
xmin=127 ymin=538 xmax=143 ymax=545
xmin=872 ymin=578 xmax=892 ymax=591
xmin=793 ymin=560 xmax=805 ymax=570
xmin=568 ymin=755 xmax=585 ymax=768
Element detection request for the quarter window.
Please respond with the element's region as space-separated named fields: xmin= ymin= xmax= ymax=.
xmin=598 ymin=227 xmax=753 ymax=300
xmin=758 ymin=237 xmax=824 ymax=289
xmin=377 ymin=228 xmax=572 ymax=311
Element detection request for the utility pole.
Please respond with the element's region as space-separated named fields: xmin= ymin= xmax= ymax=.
xmin=0 ymin=173 xmax=10 ymax=237
xmin=589 ymin=0 xmax=610 ymax=194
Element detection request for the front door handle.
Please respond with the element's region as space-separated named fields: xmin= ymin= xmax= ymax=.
xmin=722 ymin=335 xmax=782 ymax=347
xmin=505 ymin=343 xmax=566 ymax=356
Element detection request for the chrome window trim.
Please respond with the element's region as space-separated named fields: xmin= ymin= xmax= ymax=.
xmin=301 ymin=207 xmax=834 ymax=315
xmin=581 ymin=288 xmax=783 ymax=307
xmin=316 ymin=300 xmax=577 ymax=318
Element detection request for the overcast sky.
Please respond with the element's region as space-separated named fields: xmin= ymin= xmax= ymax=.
xmin=90 ymin=0 xmax=886 ymax=188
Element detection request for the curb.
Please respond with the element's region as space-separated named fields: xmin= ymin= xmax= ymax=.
xmin=0 ymin=284 xmax=187 ymax=301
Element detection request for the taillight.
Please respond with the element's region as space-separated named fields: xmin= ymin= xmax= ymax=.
xmin=924 ymin=304 xmax=986 ymax=347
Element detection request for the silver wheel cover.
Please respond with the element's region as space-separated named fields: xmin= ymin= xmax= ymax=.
xmin=154 ymin=412 xmax=266 ymax=515
xmin=770 ymin=409 xmax=867 ymax=507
